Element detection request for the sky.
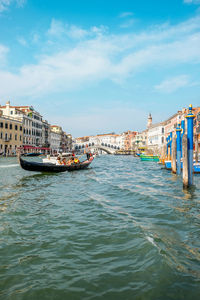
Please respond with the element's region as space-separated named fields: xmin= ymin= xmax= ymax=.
xmin=0 ymin=0 xmax=200 ymax=137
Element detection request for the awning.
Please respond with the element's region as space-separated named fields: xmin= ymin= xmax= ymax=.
xmin=23 ymin=145 xmax=50 ymax=150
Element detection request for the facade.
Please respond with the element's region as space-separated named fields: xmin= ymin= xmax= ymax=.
xmin=147 ymin=122 xmax=165 ymax=152
xmin=123 ymin=131 xmax=137 ymax=151
xmin=134 ymin=130 xmax=148 ymax=150
xmin=42 ymin=119 xmax=51 ymax=149
xmin=50 ymin=125 xmax=62 ymax=153
xmin=0 ymin=101 xmax=44 ymax=149
xmin=61 ymin=132 xmax=72 ymax=152
xmin=0 ymin=110 xmax=23 ymax=155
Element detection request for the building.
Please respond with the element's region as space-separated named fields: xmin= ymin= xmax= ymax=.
xmin=0 ymin=101 xmax=44 ymax=151
xmin=42 ymin=119 xmax=51 ymax=150
xmin=147 ymin=121 xmax=165 ymax=153
xmin=0 ymin=110 xmax=23 ymax=155
xmin=50 ymin=125 xmax=62 ymax=153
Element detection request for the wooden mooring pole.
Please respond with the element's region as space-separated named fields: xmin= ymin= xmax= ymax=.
xmin=182 ymin=134 xmax=189 ymax=188
xmin=176 ymin=123 xmax=182 ymax=175
xmin=183 ymin=104 xmax=195 ymax=188
xmin=171 ymin=135 xmax=177 ymax=174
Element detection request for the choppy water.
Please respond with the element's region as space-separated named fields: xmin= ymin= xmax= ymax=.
xmin=0 ymin=155 xmax=200 ymax=300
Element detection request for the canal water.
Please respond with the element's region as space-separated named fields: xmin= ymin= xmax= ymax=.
xmin=0 ymin=156 xmax=200 ymax=300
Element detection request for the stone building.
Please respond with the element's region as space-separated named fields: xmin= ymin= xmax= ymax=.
xmin=0 ymin=110 xmax=23 ymax=155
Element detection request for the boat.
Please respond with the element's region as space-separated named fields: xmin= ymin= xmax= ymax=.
xmin=24 ymin=152 xmax=43 ymax=157
xmin=140 ymin=154 xmax=160 ymax=162
xmin=18 ymin=156 xmax=94 ymax=173
xmin=165 ymin=160 xmax=200 ymax=173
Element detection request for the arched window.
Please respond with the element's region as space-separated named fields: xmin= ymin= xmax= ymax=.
xmin=102 ymin=143 xmax=104 ymax=146
xmin=89 ymin=143 xmax=91 ymax=146
xmin=105 ymin=143 xmax=107 ymax=146
xmin=92 ymin=143 xmax=94 ymax=146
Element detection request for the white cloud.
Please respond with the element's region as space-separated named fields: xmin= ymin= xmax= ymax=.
xmin=120 ymin=19 xmax=135 ymax=28
xmin=0 ymin=16 xmax=200 ymax=98
xmin=155 ymin=75 xmax=190 ymax=93
xmin=0 ymin=0 xmax=25 ymax=12
xmin=47 ymin=19 xmax=65 ymax=36
xmin=184 ymin=0 xmax=200 ymax=4
xmin=0 ymin=44 xmax=9 ymax=65
xmin=119 ymin=12 xmax=133 ymax=18
xmin=17 ymin=37 xmax=27 ymax=46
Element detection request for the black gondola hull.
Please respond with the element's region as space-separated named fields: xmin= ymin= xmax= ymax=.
xmin=19 ymin=156 xmax=93 ymax=173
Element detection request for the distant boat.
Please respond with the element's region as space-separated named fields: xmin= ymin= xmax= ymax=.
xmin=140 ymin=154 xmax=159 ymax=162
xmin=165 ymin=160 xmax=200 ymax=173
xmin=18 ymin=155 xmax=94 ymax=173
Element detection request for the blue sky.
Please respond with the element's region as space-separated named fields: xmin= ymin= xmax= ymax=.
xmin=0 ymin=0 xmax=200 ymax=137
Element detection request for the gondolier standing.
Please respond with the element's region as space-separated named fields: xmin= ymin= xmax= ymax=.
xmin=84 ymin=144 xmax=91 ymax=160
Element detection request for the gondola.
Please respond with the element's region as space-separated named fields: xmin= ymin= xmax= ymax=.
xmin=23 ymin=152 xmax=43 ymax=157
xmin=18 ymin=156 xmax=94 ymax=173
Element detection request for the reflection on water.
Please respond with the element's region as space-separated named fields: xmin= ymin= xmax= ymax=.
xmin=0 ymin=156 xmax=200 ymax=300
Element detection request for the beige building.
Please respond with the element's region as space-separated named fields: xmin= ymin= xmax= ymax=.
xmin=0 ymin=110 xmax=23 ymax=155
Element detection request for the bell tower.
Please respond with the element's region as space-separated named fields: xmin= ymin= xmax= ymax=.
xmin=147 ymin=113 xmax=152 ymax=128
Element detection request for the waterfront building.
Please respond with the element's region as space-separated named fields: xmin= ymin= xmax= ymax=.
xmin=0 ymin=101 xmax=44 ymax=150
xmin=123 ymin=131 xmax=137 ymax=151
xmin=0 ymin=109 xmax=23 ymax=155
xmin=147 ymin=121 xmax=166 ymax=153
xmin=50 ymin=125 xmax=62 ymax=153
xmin=61 ymin=132 xmax=72 ymax=153
xmin=134 ymin=130 xmax=148 ymax=151
xmin=42 ymin=119 xmax=51 ymax=151
xmin=164 ymin=111 xmax=183 ymax=139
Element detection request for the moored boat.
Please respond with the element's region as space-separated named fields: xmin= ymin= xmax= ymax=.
xmin=165 ymin=160 xmax=200 ymax=173
xmin=140 ymin=154 xmax=160 ymax=162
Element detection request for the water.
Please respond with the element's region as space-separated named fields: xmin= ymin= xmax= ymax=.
xmin=0 ymin=156 xmax=200 ymax=300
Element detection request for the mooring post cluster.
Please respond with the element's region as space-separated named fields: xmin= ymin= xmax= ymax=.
xmin=164 ymin=104 xmax=196 ymax=188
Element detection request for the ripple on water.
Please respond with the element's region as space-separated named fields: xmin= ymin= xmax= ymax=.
xmin=0 ymin=156 xmax=200 ymax=299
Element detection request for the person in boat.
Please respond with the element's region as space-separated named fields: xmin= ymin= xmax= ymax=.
xmin=56 ymin=156 xmax=62 ymax=165
xmin=62 ymin=158 xmax=67 ymax=165
xmin=84 ymin=144 xmax=91 ymax=160
xmin=67 ymin=157 xmax=80 ymax=165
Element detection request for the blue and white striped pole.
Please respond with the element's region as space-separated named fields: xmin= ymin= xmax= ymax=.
xmin=170 ymin=132 xmax=173 ymax=157
xmin=176 ymin=123 xmax=182 ymax=175
xmin=181 ymin=120 xmax=185 ymax=158
xmin=185 ymin=104 xmax=195 ymax=186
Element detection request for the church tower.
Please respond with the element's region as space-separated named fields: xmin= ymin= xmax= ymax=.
xmin=147 ymin=113 xmax=152 ymax=128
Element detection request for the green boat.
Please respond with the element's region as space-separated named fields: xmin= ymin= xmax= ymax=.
xmin=140 ymin=155 xmax=159 ymax=162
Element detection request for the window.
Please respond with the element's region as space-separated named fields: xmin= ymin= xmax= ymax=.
xmin=15 ymin=125 xmax=18 ymax=131
xmin=11 ymin=111 xmax=13 ymax=115
xmin=10 ymin=124 xmax=12 ymax=130
xmin=15 ymin=134 xmax=17 ymax=141
xmin=162 ymin=127 xmax=164 ymax=134
xmin=0 ymin=122 xmax=3 ymax=128
xmin=10 ymin=134 xmax=12 ymax=140
xmin=20 ymin=135 xmax=22 ymax=141
xmin=0 ymin=132 xmax=2 ymax=139
xmin=5 ymin=123 xmax=8 ymax=129
xmin=20 ymin=126 xmax=22 ymax=131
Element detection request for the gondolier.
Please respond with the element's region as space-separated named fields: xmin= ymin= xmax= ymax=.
xmin=84 ymin=144 xmax=91 ymax=160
